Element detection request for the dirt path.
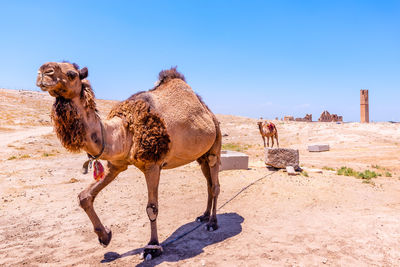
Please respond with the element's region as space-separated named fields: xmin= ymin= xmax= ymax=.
xmin=0 ymin=126 xmax=52 ymax=148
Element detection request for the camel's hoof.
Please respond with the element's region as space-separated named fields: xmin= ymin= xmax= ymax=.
xmin=139 ymin=253 xmax=154 ymax=261
xmin=142 ymin=244 xmax=163 ymax=261
xmin=205 ymin=222 xmax=218 ymax=232
xmin=196 ymin=214 xmax=210 ymax=223
xmin=98 ymin=227 xmax=112 ymax=247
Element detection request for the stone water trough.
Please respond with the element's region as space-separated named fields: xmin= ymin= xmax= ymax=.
xmin=220 ymin=150 xmax=249 ymax=171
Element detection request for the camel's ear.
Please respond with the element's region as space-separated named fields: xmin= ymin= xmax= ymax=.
xmin=79 ymin=67 xmax=88 ymax=80
xmin=66 ymin=70 xmax=78 ymax=80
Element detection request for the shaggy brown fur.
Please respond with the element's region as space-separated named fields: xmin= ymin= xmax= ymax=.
xmin=51 ymin=80 xmax=96 ymax=152
xmin=51 ymin=97 xmax=86 ymax=152
xmin=108 ymin=98 xmax=170 ymax=162
xmin=158 ymin=66 xmax=185 ymax=83
xmin=152 ymin=67 xmax=186 ymax=90
xmin=80 ymin=80 xmax=97 ymax=112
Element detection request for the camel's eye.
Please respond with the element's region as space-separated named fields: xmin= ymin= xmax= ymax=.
xmin=66 ymin=70 xmax=78 ymax=80
xmin=45 ymin=69 xmax=54 ymax=75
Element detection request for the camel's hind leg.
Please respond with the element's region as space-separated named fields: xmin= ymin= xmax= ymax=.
xmin=196 ymin=157 xmax=213 ymax=222
xmin=78 ymin=162 xmax=127 ymax=247
xmin=207 ymin=154 xmax=220 ymax=231
xmin=197 ymin=153 xmax=220 ymax=231
xmin=196 ymin=121 xmax=221 ymax=231
xmin=275 ymin=132 xmax=279 ymax=148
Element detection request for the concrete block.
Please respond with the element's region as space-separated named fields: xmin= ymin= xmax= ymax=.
xmin=308 ymin=144 xmax=330 ymax=152
xmin=265 ymin=148 xmax=299 ymax=169
xmin=220 ymin=150 xmax=249 ymax=171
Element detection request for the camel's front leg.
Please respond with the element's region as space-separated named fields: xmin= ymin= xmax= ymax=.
xmin=271 ymin=135 xmax=275 ymax=148
xmin=78 ymin=162 xmax=126 ymax=247
xmin=262 ymin=136 xmax=266 ymax=147
xmin=142 ymin=164 xmax=162 ymax=260
xmin=267 ymin=136 xmax=270 ymax=147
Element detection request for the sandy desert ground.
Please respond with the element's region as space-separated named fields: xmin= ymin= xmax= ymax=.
xmin=1 ymin=88 xmax=400 ymax=266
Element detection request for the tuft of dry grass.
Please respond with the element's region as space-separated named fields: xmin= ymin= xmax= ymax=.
xmin=222 ymin=143 xmax=252 ymax=152
xmin=337 ymin=166 xmax=378 ymax=184
xmin=322 ymin=166 xmax=335 ymax=171
xmin=67 ymin=178 xmax=79 ymax=183
xmin=301 ymin=171 xmax=309 ymax=177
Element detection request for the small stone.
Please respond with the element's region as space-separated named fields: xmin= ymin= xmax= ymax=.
xmin=286 ymin=166 xmax=298 ymax=175
xmin=68 ymin=177 xmax=79 ymax=183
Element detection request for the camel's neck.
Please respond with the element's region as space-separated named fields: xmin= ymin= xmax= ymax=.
xmin=258 ymin=123 xmax=264 ymax=134
xmin=51 ymin=96 xmax=104 ymax=157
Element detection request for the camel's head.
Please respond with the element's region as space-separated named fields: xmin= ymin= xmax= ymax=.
xmin=257 ymin=117 xmax=264 ymax=127
xmin=36 ymin=62 xmax=88 ymax=99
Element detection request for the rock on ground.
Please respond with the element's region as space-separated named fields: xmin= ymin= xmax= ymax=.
xmin=265 ymin=148 xmax=299 ymax=169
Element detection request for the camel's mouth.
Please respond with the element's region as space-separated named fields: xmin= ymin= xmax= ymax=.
xmin=38 ymin=84 xmax=49 ymax=91
xmin=36 ymin=80 xmax=58 ymax=92
xmin=37 ymin=83 xmax=62 ymax=98
xmin=38 ymin=84 xmax=56 ymax=93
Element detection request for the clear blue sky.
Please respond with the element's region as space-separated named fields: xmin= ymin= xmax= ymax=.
xmin=0 ymin=1 xmax=399 ymax=122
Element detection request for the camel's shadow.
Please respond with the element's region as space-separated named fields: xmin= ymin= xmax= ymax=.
xmin=101 ymin=212 xmax=244 ymax=266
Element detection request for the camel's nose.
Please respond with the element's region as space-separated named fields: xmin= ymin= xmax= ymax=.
xmin=36 ymin=78 xmax=47 ymax=91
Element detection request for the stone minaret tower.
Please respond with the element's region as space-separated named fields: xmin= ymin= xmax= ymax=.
xmin=360 ymin=89 xmax=369 ymax=123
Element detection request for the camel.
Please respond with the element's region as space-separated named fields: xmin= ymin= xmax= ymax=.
xmin=36 ymin=62 xmax=221 ymax=260
xmin=257 ymin=120 xmax=279 ymax=148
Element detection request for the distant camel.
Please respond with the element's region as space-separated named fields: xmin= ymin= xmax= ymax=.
xmin=36 ymin=62 xmax=221 ymax=261
xmin=257 ymin=120 xmax=279 ymax=148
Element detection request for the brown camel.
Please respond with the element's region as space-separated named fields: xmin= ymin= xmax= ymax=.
xmin=36 ymin=62 xmax=221 ymax=260
xmin=257 ymin=120 xmax=279 ymax=148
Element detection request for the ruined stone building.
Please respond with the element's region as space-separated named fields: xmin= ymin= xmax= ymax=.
xmin=318 ymin=110 xmax=343 ymax=122
xmin=295 ymin=114 xmax=312 ymax=122
xmin=284 ymin=116 xmax=294 ymax=121
xmin=360 ymin=89 xmax=369 ymax=123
